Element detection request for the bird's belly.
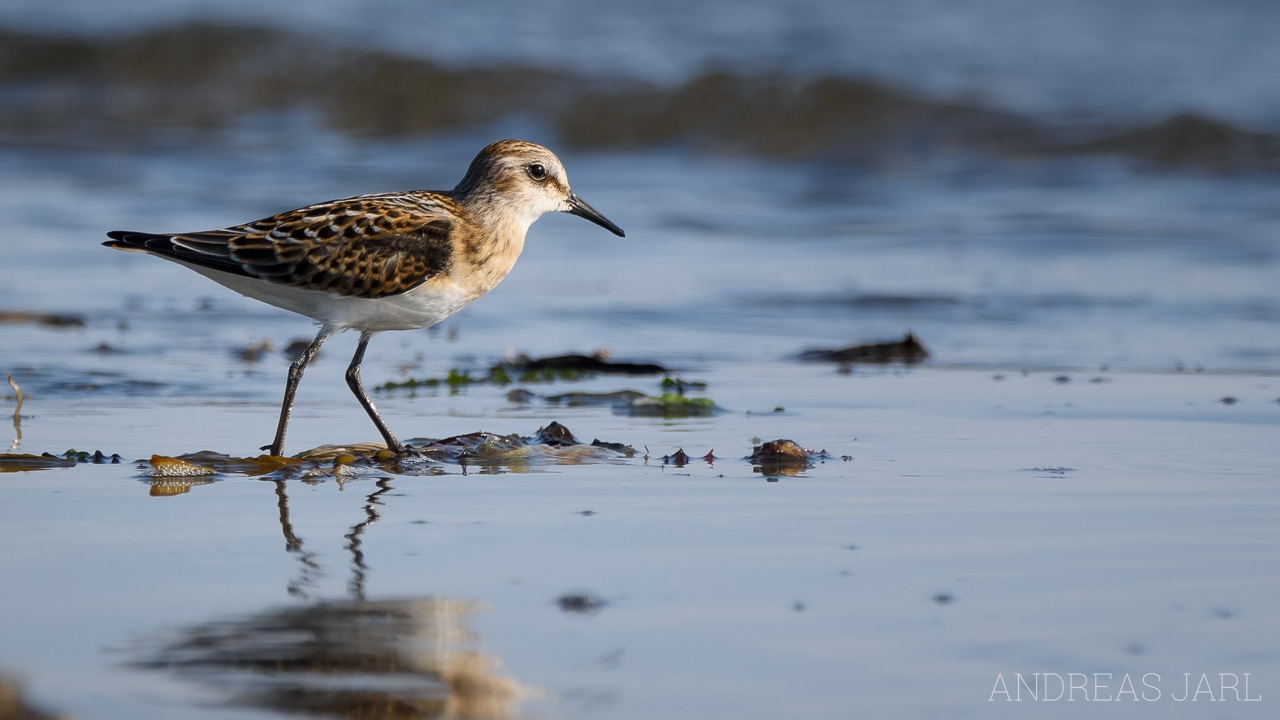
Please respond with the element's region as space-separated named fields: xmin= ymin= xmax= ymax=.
xmin=187 ymin=266 xmax=478 ymax=332
xmin=325 ymin=284 xmax=478 ymax=332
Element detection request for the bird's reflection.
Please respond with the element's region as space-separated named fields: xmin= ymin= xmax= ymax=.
xmin=134 ymin=475 xmax=522 ymax=718
xmin=272 ymin=478 xmax=323 ymax=598
xmin=343 ymin=476 xmax=393 ymax=600
xmin=136 ymin=597 xmax=521 ymax=719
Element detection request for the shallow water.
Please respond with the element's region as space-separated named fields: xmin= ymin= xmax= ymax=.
xmin=2 ymin=367 xmax=1277 ymax=719
xmin=2 ymin=3 xmax=1280 ymax=718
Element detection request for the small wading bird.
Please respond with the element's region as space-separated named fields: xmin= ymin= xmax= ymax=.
xmin=105 ymin=140 xmax=624 ymax=456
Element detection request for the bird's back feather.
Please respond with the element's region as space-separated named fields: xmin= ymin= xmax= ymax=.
xmin=104 ymin=192 xmax=462 ymax=299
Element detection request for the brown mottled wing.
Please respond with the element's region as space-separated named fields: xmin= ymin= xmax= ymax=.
xmin=107 ymin=193 xmax=457 ymax=299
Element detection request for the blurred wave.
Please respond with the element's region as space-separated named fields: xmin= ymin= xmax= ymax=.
xmin=3 ymin=23 xmax=1278 ymax=173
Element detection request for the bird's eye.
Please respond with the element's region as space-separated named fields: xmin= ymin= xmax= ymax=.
xmin=527 ymin=163 xmax=547 ymax=181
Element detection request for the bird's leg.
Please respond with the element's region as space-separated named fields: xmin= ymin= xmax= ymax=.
xmin=346 ymin=332 xmax=405 ymax=454
xmin=265 ymin=325 xmax=335 ymax=457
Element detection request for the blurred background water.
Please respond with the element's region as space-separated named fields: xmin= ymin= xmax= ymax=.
xmin=1 ymin=2 xmax=1279 ymax=719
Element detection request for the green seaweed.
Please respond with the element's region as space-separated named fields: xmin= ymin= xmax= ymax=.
xmin=516 ymin=366 xmax=588 ymax=383
xmin=444 ymin=369 xmax=476 ymax=386
xmin=374 ymin=376 xmax=441 ymax=391
xmin=628 ymin=393 xmax=720 ymax=418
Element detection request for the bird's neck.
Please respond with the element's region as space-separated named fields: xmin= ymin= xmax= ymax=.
xmin=453 ymin=190 xmax=531 ymax=294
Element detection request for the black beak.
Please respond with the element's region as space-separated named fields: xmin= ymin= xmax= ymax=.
xmin=566 ymin=192 xmax=625 ymax=237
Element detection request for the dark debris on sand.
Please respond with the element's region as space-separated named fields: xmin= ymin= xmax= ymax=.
xmin=555 ymin=593 xmax=609 ymax=615
xmin=796 ymin=332 xmax=929 ymax=365
xmin=117 ymin=421 xmax=638 ymax=484
xmin=0 ymin=449 xmax=122 ymax=472
xmin=0 ymin=310 xmax=86 ymax=329
xmin=6 ymin=426 xmax=844 ymax=484
xmin=506 ymin=352 xmax=666 ymax=376
xmin=651 ymin=439 xmax=826 ymax=478
xmin=377 ymin=351 xmax=668 ymax=392
xmin=747 ymin=439 xmax=829 ymax=477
